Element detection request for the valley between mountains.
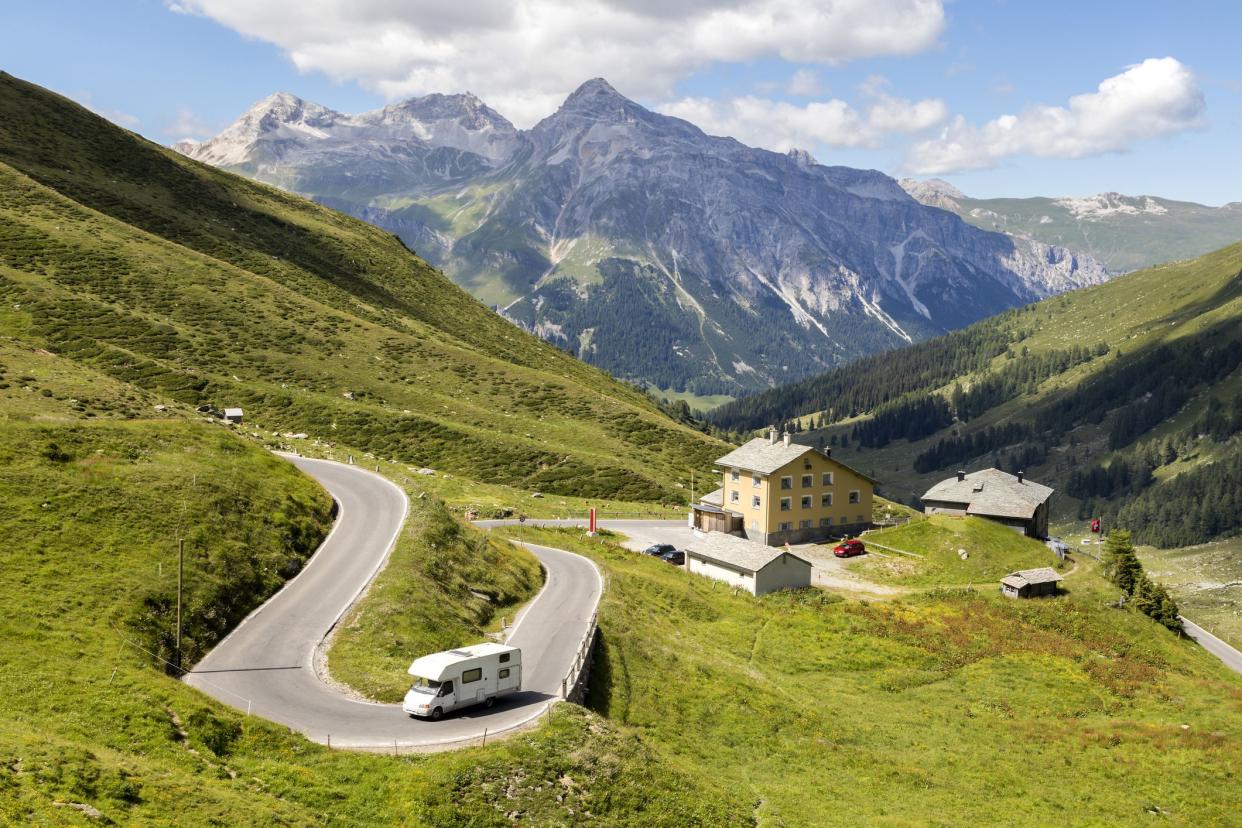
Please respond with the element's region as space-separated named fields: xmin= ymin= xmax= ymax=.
xmin=1 ymin=67 xmax=1240 ymax=827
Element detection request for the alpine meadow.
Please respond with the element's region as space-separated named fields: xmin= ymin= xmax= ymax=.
xmin=2 ymin=2 xmax=1242 ymax=826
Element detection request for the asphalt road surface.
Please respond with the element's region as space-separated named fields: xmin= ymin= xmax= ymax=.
xmin=185 ymin=456 xmax=602 ymax=750
xmin=1180 ymin=617 xmax=1242 ymax=676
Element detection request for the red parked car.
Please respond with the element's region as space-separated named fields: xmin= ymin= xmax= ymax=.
xmin=833 ymin=539 xmax=866 ymax=558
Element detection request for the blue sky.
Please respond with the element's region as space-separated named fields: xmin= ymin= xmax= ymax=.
xmin=4 ymin=0 xmax=1240 ymax=204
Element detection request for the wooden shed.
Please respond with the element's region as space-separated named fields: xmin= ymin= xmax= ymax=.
xmin=1001 ymin=567 xmax=1063 ymax=599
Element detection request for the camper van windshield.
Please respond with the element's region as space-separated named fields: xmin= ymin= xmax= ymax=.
xmin=409 ymin=677 xmax=442 ymax=694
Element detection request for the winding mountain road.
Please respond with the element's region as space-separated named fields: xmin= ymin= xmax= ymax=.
xmin=185 ymin=456 xmax=602 ymax=750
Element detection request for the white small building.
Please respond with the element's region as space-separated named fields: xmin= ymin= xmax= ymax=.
xmin=222 ymin=407 xmax=244 ymax=425
xmin=685 ymin=533 xmax=812 ymax=596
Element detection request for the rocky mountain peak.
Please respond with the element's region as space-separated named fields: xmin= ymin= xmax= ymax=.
xmin=787 ymin=148 xmax=818 ymax=167
xmin=900 ymin=178 xmax=966 ymax=211
xmin=553 ymin=77 xmax=644 ymax=122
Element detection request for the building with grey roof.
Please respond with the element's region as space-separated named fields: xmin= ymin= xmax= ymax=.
xmin=685 ymin=532 xmax=812 ymax=596
xmin=921 ymin=468 xmax=1053 ymax=538
xmin=691 ymin=428 xmax=879 ymax=546
xmin=1000 ymin=567 xmax=1063 ymax=598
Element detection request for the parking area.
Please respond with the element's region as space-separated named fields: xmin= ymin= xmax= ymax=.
xmin=599 ymin=519 xmax=904 ymax=596
xmin=603 ymin=519 xmax=699 ymax=553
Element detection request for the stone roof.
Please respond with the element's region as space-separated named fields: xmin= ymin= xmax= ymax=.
xmin=921 ymin=469 xmax=1053 ymax=520
xmin=700 ymin=487 xmax=724 ymax=506
xmin=687 ymin=532 xmax=811 ymax=573
xmin=716 ymin=436 xmax=878 ymax=482
xmin=1003 ymin=567 xmax=1063 ymax=588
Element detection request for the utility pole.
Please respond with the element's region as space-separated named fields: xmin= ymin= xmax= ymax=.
xmin=176 ymin=538 xmax=184 ymax=673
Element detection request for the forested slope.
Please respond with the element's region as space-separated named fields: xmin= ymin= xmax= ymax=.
xmin=712 ymin=242 xmax=1242 ymax=546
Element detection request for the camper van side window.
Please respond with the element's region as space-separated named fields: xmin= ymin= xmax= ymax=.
xmin=499 ymin=653 xmax=511 ymax=663
xmin=462 ymin=668 xmax=482 ymax=684
xmin=499 ymin=668 xmax=510 ymax=679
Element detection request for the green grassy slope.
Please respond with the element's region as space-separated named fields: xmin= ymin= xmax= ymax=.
xmin=0 ymin=417 xmax=745 ymax=825
xmin=503 ymin=527 xmax=1241 ymax=826
xmin=852 ymin=514 xmax=1065 ymax=587
xmin=327 ymin=498 xmax=543 ymax=701
xmin=1140 ymin=537 xmax=1242 ymax=650
xmin=0 ymin=71 xmax=725 ymax=502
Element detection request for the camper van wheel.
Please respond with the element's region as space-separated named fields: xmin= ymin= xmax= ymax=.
xmin=430 ymin=707 xmax=443 ymax=721
xmin=485 ymin=696 xmax=496 ymax=709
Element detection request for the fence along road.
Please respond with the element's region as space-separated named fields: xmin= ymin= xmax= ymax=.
xmin=184 ymin=455 xmax=602 ymax=750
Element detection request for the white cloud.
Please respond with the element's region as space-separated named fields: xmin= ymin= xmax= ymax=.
xmin=72 ymin=91 xmax=140 ymax=129
xmin=162 ymin=107 xmax=217 ymax=142
xmin=167 ymin=0 xmax=944 ymax=127
xmin=907 ymin=57 xmax=1206 ymax=174
xmin=660 ymin=86 xmax=947 ymax=152
xmin=785 ymin=69 xmax=823 ymax=97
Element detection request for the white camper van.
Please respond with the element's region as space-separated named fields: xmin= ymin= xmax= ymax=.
xmin=402 ymin=642 xmax=522 ymax=720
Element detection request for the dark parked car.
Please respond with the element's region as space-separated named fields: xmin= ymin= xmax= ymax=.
xmin=644 ymin=543 xmax=677 ymax=557
xmin=660 ymin=550 xmax=685 ymax=565
xmin=833 ymin=539 xmax=866 ymax=558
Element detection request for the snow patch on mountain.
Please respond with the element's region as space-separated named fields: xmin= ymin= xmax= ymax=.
xmin=1055 ymin=193 xmax=1169 ymax=220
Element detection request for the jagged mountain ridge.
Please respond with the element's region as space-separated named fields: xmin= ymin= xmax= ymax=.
xmin=180 ymin=79 xmax=1109 ymax=396
xmin=900 ymin=178 xmax=1242 ymax=274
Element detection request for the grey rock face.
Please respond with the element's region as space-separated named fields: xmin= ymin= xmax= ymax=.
xmin=180 ymin=80 xmax=1110 ymax=396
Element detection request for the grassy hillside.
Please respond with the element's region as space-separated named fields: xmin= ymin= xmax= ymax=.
xmin=0 ymin=416 xmax=745 ymax=825
xmin=852 ymin=515 xmax=1064 ymax=587
xmin=0 ymin=71 xmax=725 ymax=503
xmin=1140 ymin=537 xmax=1242 ymax=650
xmin=327 ymin=497 xmax=543 ymax=701
xmin=712 ymin=241 xmax=1242 ymax=549
xmin=502 ymin=526 xmax=1242 ymax=825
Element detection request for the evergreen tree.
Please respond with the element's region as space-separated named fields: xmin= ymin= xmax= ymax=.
xmin=1101 ymin=529 xmax=1143 ymax=596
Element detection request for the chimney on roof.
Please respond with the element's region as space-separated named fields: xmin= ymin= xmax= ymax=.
xmin=956 ymin=470 xmax=966 ymax=482
xmin=783 ymin=431 xmax=791 ymax=448
xmin=1017 ymin=471 xmax=1024 ymax=483
xmin=769 ymin=427 xmax=778 ymax=445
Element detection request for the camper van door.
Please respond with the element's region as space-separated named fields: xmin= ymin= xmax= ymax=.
xmin=438 ymin=680 xmax=456 ymax=711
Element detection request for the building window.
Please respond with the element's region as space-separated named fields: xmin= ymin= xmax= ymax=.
xmin=462 ymin=668 xmax=482 ymax=684
xmin=820 ymin=517 xmax=833 ymax=528
xmin=821 ymin=492 xmax=833 ymax=506
xmin=801 ymin=474 xmax=813 ymax=488
xmin=499 ymin=668 xmax=510 ymax=679
xmin=799 ymin=519 xmax=812 ymax=529
xmin=822 ymin=472 xmax=834 ymax=486
xmin=752 ymin=495 xmax=761 ymax=508
xmin=800 ymin=495 xmax=812 ymax=509
xmin=780 ymin=476 xmax=793 ymax=490
xmin=731 ymin=469 xmax=740 ymax=482
xmin=857 ymin=514 xmax=866 ymax=524
xmin=780 ymin=497 xmax=792 ymax=512
xmin=499 ymin=653 xmax=510 ymax=663
xmin=730 ymin=490 xmax=739 ymax=503
xmin=779 ymin=521 xmax=793 ymax=531
xmin=752 ymin=475 xmax=761 ymax=488
xmin=849 ymin=490 xmax=861 ymax=504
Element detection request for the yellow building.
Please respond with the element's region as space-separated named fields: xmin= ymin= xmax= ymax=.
xmin=692 ymin=428 xmax=877 ymax=546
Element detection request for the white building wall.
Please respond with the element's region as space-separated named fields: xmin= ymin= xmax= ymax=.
xmin=754 ymin=554 xmax=812 ymax=595
xmin=688 ymin=554 xmax=757 ymax=595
